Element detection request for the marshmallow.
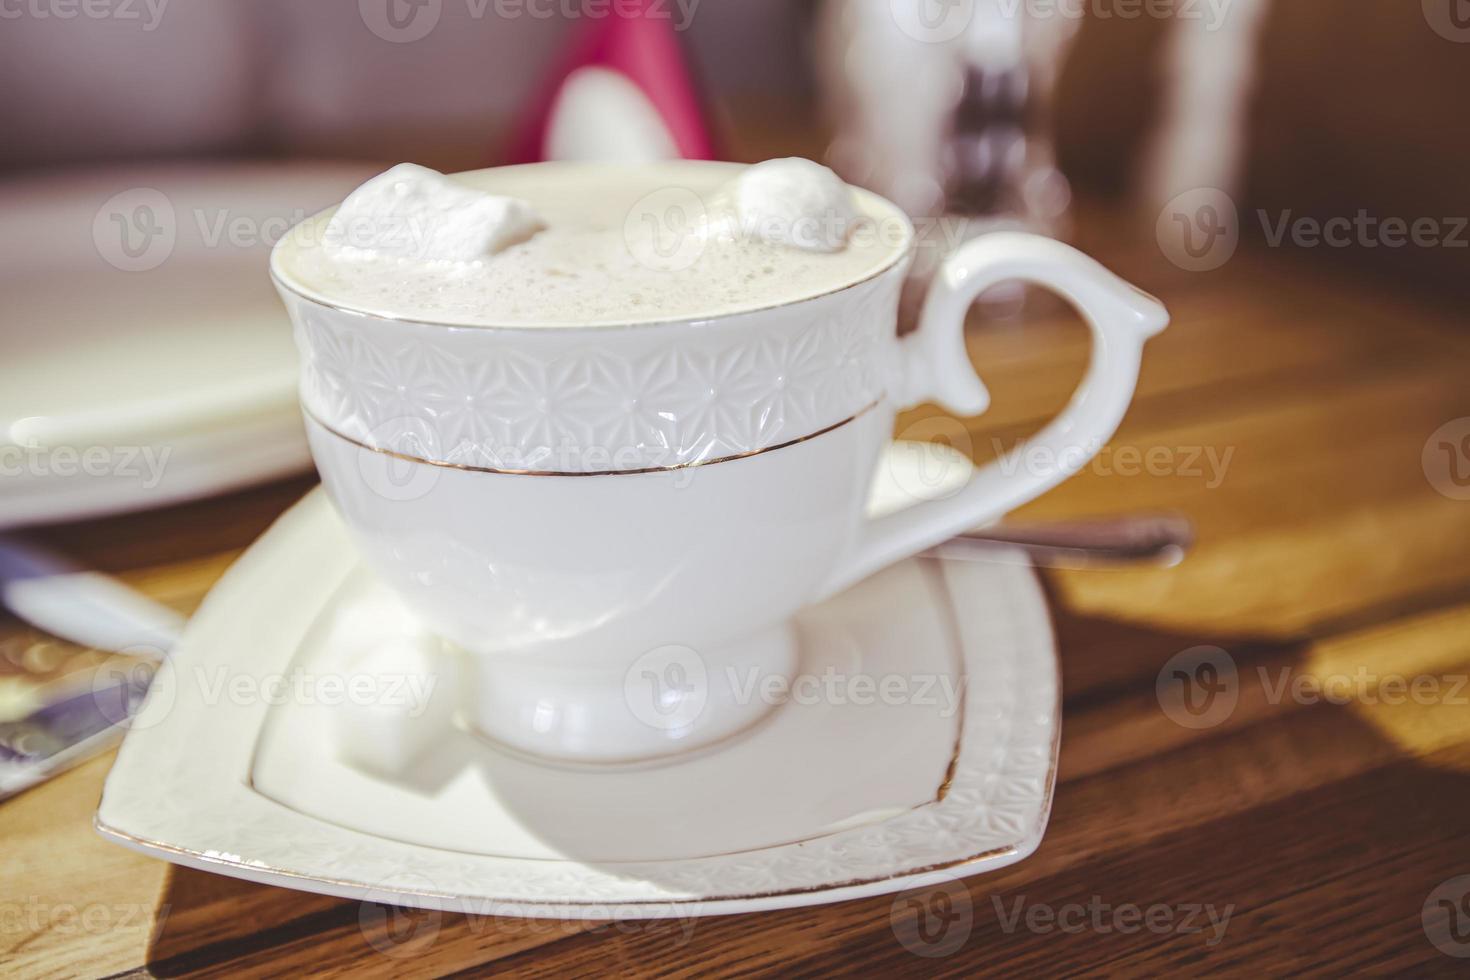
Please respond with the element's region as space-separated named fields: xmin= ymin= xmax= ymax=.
xmin=325 ymin=163 xmax=544 ymax=263
xmin=722 ymin=157 xmax=860 ymax=253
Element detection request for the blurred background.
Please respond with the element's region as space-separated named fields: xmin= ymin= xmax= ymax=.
xmin=3 ymin=0 xmax=1468 ymax=291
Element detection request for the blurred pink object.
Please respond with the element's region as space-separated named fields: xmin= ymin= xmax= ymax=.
xmin=506 ymin=0 xmax=715 ymax=163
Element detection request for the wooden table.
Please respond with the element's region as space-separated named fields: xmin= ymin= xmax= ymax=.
xmin=5 ymin=212 xmax=1470 ymax=977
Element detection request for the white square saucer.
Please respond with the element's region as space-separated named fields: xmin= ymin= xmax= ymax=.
xmin=96 ymin=445 xmax=1060 ymax=918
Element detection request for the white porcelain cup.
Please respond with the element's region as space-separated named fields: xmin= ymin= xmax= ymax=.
xmin=272 ymin=162 xmax=1167 ymax=764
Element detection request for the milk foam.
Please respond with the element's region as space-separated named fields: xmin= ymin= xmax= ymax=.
xmin=277 ymin=160 xmax=908 ymax=327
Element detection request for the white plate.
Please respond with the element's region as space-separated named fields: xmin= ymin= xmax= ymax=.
xmin=0 ymin=162 xmax=378 ymax=527
xmin=95 ymin=447 xmax=1060 ymax=917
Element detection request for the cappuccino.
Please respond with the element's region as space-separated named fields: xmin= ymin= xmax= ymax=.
xmin=275 ymin=160 xmax=910 ymax=328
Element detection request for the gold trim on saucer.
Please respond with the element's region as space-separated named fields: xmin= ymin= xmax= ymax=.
xmin=303 ymin=397 xmax=885 ymax=477
xmin=92 ymin=818 xmax=1020 ymax=908
xmin=921 ymin=558 xmax=969 ymax=804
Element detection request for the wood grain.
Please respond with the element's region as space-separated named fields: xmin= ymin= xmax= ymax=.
xmin=4 ymin=215 xmax=1469 ymax=977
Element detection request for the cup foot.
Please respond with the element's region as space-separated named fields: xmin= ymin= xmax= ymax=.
xmin=464 ymin=623 xmax=800 ymax=765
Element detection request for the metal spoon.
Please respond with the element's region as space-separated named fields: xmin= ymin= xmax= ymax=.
xmin=935 ymin=512 xmax=1194 ymax=568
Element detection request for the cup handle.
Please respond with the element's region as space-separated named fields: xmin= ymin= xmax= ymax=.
xmin=820 ymin=232 xmax=1170 ymax=599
